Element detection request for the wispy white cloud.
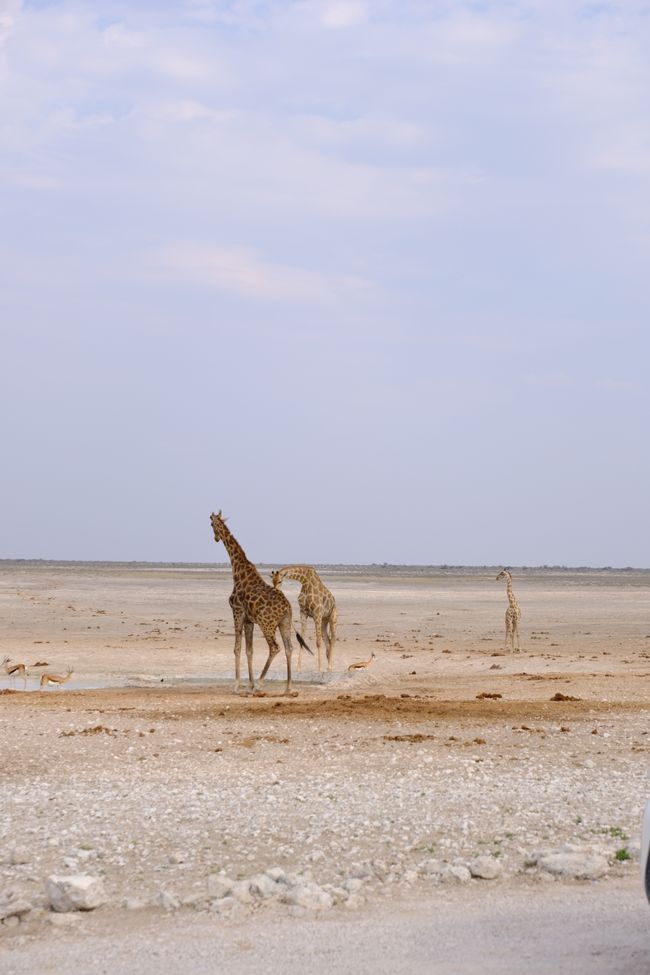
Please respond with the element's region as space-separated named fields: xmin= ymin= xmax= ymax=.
xmin=305 ymin=1 xmax=369 ymax=29
xmin=151 ymin=243 xmax=371 ymax=303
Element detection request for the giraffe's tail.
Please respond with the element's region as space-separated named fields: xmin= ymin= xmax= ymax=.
xmin=295 ymin=630 xmax=314 ymax=656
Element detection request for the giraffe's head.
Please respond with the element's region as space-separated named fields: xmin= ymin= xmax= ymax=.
xmin=496 ymin=569 xmax=511 ymax=582
xmin=270 ymin=570 xmax=282 ymax=589
xmin=210 ymin=510 xmax=227 ymax=544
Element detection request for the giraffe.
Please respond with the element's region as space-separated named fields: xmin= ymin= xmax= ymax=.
xmin=271 ymin=565 xmax=337 ymax=674
xmin=210 ymin=511 xmax=296 ymax=694
xmin=496 ymin=569 xmax=521 ymax=651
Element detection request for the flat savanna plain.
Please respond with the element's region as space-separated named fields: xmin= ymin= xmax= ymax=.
xmin=2 ymin=563 xmax=650 ymax=974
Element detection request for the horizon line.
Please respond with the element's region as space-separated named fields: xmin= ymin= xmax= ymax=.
xmin=0 ymin=558 xmax=648 ymax=572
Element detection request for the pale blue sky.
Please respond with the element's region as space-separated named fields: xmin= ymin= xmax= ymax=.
xmin=1 ymin=0 xmax=649 ymax=565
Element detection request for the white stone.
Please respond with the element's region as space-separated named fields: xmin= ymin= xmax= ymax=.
xmin=539 ymin=852 xmax=609 ymax=880
xmin=249 ymin=874 xmax=279 ymax=899
xmin=182 ymin=893 xmax=207 ymax=908
xmin=155 ymin=891 xmax=180 ymax=911
xmin=345 ymin=893 xmax=365 ymax=910
xmin=444 ymin=865 xmax=471 ymax=884
xmin=419 ymin=858 xmax=445 ymax=876
xmin=124 ymin=897 xmax=148 ymax=910
xmin=265 ymin=867 xmax=286 ymax=883
xmin=207 ymin=874 xmax=234 ymax=898
xmin=344 ymin=878 xmax=364 ymax=893
xmin=210 ymin=896 xmax=243 ymax=917
xmin=282 ymin=883 xmax=333 ymax=911
xmin=9 ymin=847 xmax=30 ymax=866
xmin=346 ymin=861 xmax=371 ymax=880
xmin=231 ymin=880 xmax=253 ymax=904
xmin=469 ymin=856 xmax=502 ymax=880
xmin=2 ymin=915 xmax=20 ymax=929
xmin=0 ymin=895 xmax=32 ymax=921
xmin=46 ymin=875 xmax=106 ymax=913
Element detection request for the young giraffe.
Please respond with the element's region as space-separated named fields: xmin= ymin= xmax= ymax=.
xmin=271 ymin=566 xmax=337 ymax=674
xmin=496 ymin=569 xmax=521 ymax=651
xmin=210 ymin=512 xmax=297 ymax=694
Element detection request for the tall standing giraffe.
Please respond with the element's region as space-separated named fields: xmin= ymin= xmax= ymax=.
xmin=210 ymin=512 xmax=296 ymax=693
xmin=496 ymin=568 xmax=521 ymax=651
xmin=271 ymin=565 xmax=337 ymax=674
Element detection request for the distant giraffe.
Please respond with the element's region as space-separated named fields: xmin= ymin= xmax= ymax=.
xmin=210 ymin=511 xmax=297 ymax=693
xmin=271 ymin=565 xmax=337 ymax=673
xmin=496 ymin=569 xmax=521 ymax=651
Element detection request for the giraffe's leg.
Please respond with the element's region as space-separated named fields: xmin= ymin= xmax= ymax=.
xmin=278 ymin=615 xmax=294 ymax=694
xmin=508 ymin=616 xmax=515 ymax=650
xmin=313 ymin=612 xmax=324 ymax=674
xmin=258 ymin=628 xmax=281 ymax=687
xmin=230 ymin=598 xmax=244 ymax=692
xmin=244 ymin=618 xmax=255 ymax=689
xmin=513 ymin=617 xmax=520 ymax=652
xmin=325 ymin=606 xmax=337 ymax=672
xmin=298 ymin=607 xmax=309 ymax=672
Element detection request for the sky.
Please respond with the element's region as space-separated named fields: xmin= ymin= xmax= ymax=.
xmin=1 ymin=0 xmax=649 ymax=566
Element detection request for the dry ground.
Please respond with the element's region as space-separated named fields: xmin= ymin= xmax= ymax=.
xmin=1 ymin=563 xmax=650 ymax=973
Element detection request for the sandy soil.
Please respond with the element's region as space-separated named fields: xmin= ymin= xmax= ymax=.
xmin=1 ymin=562 xmax=650 ymax=973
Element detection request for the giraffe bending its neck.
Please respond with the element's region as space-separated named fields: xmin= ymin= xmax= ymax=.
xmin=496 ymin=569 xmax=521 ymax=651
xmin=210 ymin=511 xmax=295 ymax=693
xmin=271 ymin=565 xmax=337 ymax=674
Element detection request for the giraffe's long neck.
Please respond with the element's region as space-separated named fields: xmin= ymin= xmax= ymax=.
xmin=219 ymin=525 xmax=260 ymax=587
xmin=504 ymin=574 xmax=518 ymax=610
xmin=278 ymin=565 xmax=312 ymax=586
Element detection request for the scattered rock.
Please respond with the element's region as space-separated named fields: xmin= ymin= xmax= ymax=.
xmin=46 ymin=875 xmax=106 ymax=913
xmin=9 ymin=847 xmax=30 ymax=866
xmin=539 ymin=852 xmax=609 ymax=880
xmin=282 ymin=882 xmax=333 ymax=911
xmin=265 ymin=867 xmax=286 ymax=883
xmin=444 ymin=865 xmax=472 ymax=884
xmin=345 ymin=893 xmax=365 ymax=909
xmin=155 ymin=890 xmax=181 ymax=911
xmin=207 ymin=874 xmax=234 ymax=898
xmin=249 ymin=874 xmax=279 ymax=900
xmin=343 ymin=878 xmax=364 ymax=893
xmin=230 ymin=880 xmax=253 ymax=904
xmin=124 ymin=897 xmax=148 ymax=910
xmin=0 ymin=893 xmax=33 ymax=921
xmin=469 ymin=856 xmax=502 ymax=880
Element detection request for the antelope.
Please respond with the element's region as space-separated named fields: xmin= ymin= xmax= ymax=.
xmin=347 ymin=652 xmax=376 ymax=673
xmin=40 ymin=668 xmax=73 ymax=690
xmin=2 ymin=656 xmax=27 ymax=689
